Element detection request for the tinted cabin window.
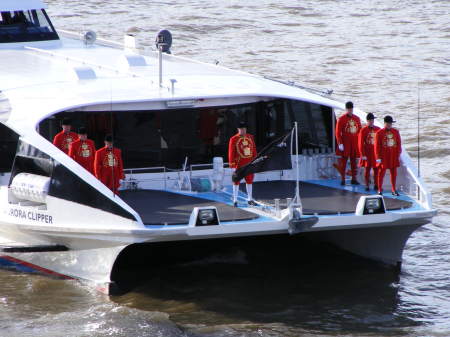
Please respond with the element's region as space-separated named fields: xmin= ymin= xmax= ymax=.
xmin=0 ymin=9 xmax=59 ymax=43
xmin=0 ymin=123 xmax=19 ymax=172
xmin=39 ymin=99 xmax=333 ymax=169
xmin=289 ymin=100 xmax=333 ymax=152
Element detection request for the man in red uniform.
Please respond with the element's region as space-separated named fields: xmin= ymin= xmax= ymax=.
xmin=68 ymin=127 xmax=96 ymax=175
xmin=228 ymin=121 xmax=257 ymax=206
xmin=335 ymin=101 xmax=362 ymax=185
xmin=358 ymin=113 xmax=380 ymax=191
xmin=375 ymin=115 xmax=402 ymax=196
xmin=94 ymin=135 xmax=125 ymax=194
xmin=53 ymin=118 xmax=79 ymax=154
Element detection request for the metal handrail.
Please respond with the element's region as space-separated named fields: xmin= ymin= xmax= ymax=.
xmin=405 ymin=165 xmax=432 ymax=210
xmin=263 ymin=76 xmax=334 ymax=97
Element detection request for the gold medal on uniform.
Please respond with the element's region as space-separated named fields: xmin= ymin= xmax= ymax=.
xmin=65 ymin=136 xmax=72 ymax=149
xmin=81 ymin=143 xmax=91 ymax=158
xmin=368 ymin=131 xmax=376 ymax=145
xmin=387 ymin=133 xmax=395 ymax=147
xmin=106 ymin=152 xmax=116 ymax=167
xmin=348 ymin=120 xmax=357 ymax=134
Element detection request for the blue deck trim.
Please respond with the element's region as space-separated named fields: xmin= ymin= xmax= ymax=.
xmin=306 ymin=179 xmax=425 ymax=212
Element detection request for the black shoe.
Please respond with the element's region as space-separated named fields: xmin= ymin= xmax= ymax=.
xmin=233 ymin=201 xmax=238 ymax=207
xmin=351 ymin=179 xmax=360 ymax=185
xmin=365 ymin=186 xmax=370 ymax=191
xmin=248 ymin=200 xmax=257 ymax=206
xmin=340 ymin=180 xmax=346 ymax=186
xmin=392 ymin=191 xmax=400 ymax=196
xmin=378 ymin=191 xmax=383 ymax=195
xmin=374 ymin=185 xmax=378 ymax=191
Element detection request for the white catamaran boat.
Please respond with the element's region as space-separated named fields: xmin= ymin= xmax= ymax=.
xmin=0 ymin=0 xmax=437 ymax=293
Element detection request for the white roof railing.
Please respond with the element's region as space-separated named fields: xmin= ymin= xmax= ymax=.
xmin=0 ymin=0 xmax=46 ymax=11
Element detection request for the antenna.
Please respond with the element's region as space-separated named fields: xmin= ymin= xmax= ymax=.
xmin=155 ymin=30 xmax=173 ymax=88
xmin=417 ymin=82 xmax=421 ymax=178
xmin=110 ymin=82 xmax=116 ymax=197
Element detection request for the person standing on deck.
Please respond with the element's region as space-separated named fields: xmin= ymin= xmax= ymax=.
xmin=69 ymin=127 xmax=96 ymax=175
xmin=94 ymin=134 xmax=125 ymax=194
xmin=53 ymin=118 xmax=79 ymax=154
xmin=228 ymin=121 xmax=257 ymax=207
xmin=358 ymin=113 xmax=380 ymax=191
xmin=375 ymin=115 xmax=402 ymax=196
xmin=335 ymin=101 xmax=362 ymax=185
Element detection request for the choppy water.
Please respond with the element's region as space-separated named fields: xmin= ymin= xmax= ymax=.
xmin=1 ymin=1 xmax=449 ymax=336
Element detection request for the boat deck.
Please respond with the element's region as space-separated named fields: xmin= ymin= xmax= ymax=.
xmin=242 ymin=181 xmax=413 ymax=215
xmin=121 ymin=180 xmax=413 ymax=225
xmin=120 ymin=189 xmax=258 ymax=225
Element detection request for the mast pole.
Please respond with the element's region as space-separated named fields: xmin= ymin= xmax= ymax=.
xmin=417 ymin=82 xmax=421 ymax=178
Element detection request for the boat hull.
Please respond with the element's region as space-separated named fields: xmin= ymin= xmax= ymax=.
xmin=0 ymin=217 xmax=429 ymax=294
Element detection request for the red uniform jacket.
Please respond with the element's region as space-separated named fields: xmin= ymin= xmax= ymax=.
xmin=94 ymin=146 xmax=125 ymax=192
xmin=53 ymin=131 xmax=79 ymax=154
xmin=228 ymin=133 xmax=257 ymax=169
xmin=69 ymin=139 xmax=96 ymax=174
xmin=336 ymin=114 xmax=362 ymax=157
xmin=375 ymin=127 xmax=402 ymax=169
xmin=358 ymin=125 xmax=380 ymax=167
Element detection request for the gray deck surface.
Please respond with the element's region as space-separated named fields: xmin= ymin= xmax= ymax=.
xmin=241 ymin=181 xmax=413 ymax=215
xmin=120 ymin=190 xmax=258 ymax=225
xmin=121 ymin=181 xmax=413 ymax=225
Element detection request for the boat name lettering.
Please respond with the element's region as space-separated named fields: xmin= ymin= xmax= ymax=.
xmin=8 ymin=208 xmax=53 ymax=224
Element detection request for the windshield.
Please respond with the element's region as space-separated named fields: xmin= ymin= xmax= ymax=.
xmin=0 ymin=9 xmax=59 ymax=43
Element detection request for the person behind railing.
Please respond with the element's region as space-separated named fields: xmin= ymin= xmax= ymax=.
xmin=68 ymin=127 xmax=96 ymax=175
xmin=94 ymin=134 xmax=125 ymax=194
xmin=335 ymin=101 xmax=362 ymax=185
xmin=228 ymin=121 xmax=257 ymax=207
xmin=53 ymin=118 xmax=79 ymax=155
xmin=375 ymin=115 xmax=402 ymax=196
xmin=358 ymin=113 xmax=380 ymax=191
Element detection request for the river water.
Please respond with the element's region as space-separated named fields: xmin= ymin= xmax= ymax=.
xmin=1 ymin=1 xmax=449 ymax=336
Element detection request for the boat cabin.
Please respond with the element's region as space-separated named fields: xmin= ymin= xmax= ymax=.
xmin=37 ymin=97 xmax=334 ymax=170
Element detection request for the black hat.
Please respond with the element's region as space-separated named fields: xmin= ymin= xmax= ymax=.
xmin=366 ymin=113 xmax=376 ymax=120
xmin=345 ymin=101 xmax=353 ymax=109
xmin=62 ymin=118 xmax=72 ymax=126
xmin=237 ymin=121 xmax=248 ymax=128
xmin=78 ymin=126 xmax=87 ymax=134
xmin=104 ymin=134 xmax=113 ymax=142
xmin=384 ymin=115 xmax=396 ymax=123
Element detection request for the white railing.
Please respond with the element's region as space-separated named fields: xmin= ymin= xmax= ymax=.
xmin=121 ymin=153 xmax=433 ymax=208
xmin=404 ymin=165 xmax=433 ymax=210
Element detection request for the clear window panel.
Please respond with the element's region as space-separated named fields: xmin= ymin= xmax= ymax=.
xmin=0 ymin=9 xmax=59 ymax=43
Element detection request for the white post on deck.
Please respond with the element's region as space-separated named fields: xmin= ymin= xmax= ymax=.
xmin=294 ymin=122 xmax=303 ymax=215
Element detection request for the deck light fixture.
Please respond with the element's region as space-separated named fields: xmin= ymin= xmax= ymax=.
xmin=83 ymin=31 xmax=97 ymax=46
xmin=356 ymin=195 xmax=386 ymax=215
xmin=189 ymin=206 xmax=220 ymax=226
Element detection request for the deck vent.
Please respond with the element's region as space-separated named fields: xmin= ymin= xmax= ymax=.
xmin=0 ymin=90 xmax=11 ymax=115
xmin=117 ymin=54 xmax=147 ymax=70
xmin=72 ymin=66 xmax=97 ymax=81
